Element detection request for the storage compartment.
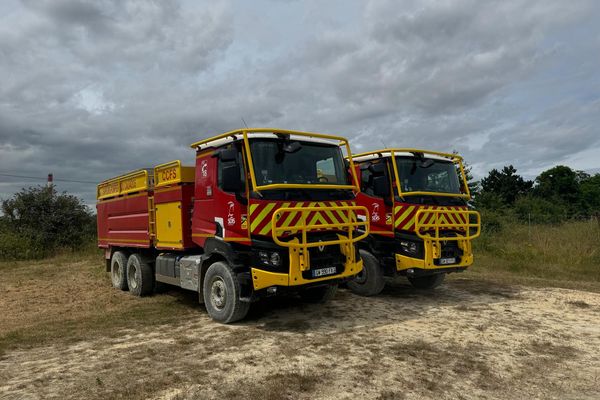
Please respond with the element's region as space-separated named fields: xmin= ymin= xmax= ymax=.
xmin=156 ymin=202 xmax=184 ymax=248
xmin=153 ymin=160 xmax=195 ymax=250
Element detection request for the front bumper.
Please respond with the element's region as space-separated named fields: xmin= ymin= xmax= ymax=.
xmin=395 ymin=247 xmax=473 ymax=272
xmin=251 ymin=257 xmax=363 ymax=290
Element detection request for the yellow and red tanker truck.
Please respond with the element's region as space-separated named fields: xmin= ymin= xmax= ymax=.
xmin=96 ymin=128 xmax=368 ymax=323
xmin=347 ymin=149 xmax=480 ymax=296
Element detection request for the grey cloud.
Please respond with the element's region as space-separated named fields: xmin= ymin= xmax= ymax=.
xmin=1 ymin=0 xmax=599 ymax=206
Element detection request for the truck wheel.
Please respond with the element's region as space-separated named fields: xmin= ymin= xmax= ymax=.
xmin=299 ymin=284 xmax=338 ymax=303
xmin=347 ymin=250 xmax=385 ymax=296
xmin=126 ymin=253 xmax=154 ymax=297
xmin=110 ymin=251 xmax=129 ymax=291
xmin=203 ymin=261 xmax=249 ymax=323
xmin=408 ymin=273 xmax=445 ymax=289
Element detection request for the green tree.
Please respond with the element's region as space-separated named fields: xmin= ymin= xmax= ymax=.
xmin=479 ymin=165 xmax=533 ymax=205
xmin=580 ymin=174 xmax=600 ymax=216
xmin=1 ymin=186 xmax=95 ymax=257
xmin=534 ymin=166 xmax=582 ymax=202
xmin=460 ymin=161 xmax=480 ymax=197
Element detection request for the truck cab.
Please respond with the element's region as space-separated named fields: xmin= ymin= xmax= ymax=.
xmin=347 ymin=149 xmax=480 ymax=296
xmin=97 ymin=128 xmax=368 ymax=323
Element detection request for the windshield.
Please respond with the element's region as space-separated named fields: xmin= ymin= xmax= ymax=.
xmin=396 ymin=156 xmax=462 ymax=194
xmin=250 ymin=140 xmax=348 ymax=186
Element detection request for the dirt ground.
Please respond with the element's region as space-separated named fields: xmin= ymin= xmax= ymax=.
xmin=1 ymin=265 xmax=599 ymax=399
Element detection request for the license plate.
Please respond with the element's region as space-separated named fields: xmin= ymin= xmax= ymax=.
xmin=312 ymin=266 xmax=337 ymax=277
xmin=439 ymin=257 xmax=456 ymax=265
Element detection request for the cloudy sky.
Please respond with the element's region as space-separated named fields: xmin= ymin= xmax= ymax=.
xmin=1 ymin=0 xmax=599 ymax=206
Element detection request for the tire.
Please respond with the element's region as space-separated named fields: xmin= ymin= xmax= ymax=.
xmin=347 ymin=250 xmax=385 ymax=296
xmin=203 ymin=261 xmax=250 ymax=323
xmin=299 ymin=284 xmax=338 ymax=304
xmin=408 ymin=273 xmax=445 ymax=289
xmin=126 ymin=253 xmax=154 ymax=297
xmin=110 ymin=251 xmax=129 ymax=291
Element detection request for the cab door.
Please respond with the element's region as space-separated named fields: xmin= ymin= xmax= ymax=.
xmin=358 ymin=160 xmax=394 ymax=236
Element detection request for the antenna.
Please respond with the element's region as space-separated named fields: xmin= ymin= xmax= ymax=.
xmin=380 ymin=138 xmax=388 ymax=149
xmin=241 ymin=117 xmax=248 ymax=128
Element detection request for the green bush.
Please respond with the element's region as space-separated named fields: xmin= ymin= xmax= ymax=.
xmin=0 ymin=230 xmax=41 ymax=260
xmin=513 ymin=196 xmax=568 ymax=224
xmin=0 ymin=186 xmax=96 ymax=260
xmin=478 ymin=209 xmax=505 ymax=234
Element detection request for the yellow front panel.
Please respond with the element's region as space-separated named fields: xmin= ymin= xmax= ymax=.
xmin=155 ymin=201 xmax=183 ymax=248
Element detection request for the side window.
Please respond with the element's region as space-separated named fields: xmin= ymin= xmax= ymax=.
xmin=360 ymin=163 xmax=375 ymax=196
xmin=217 ymin=148 xmax=246 ymax=192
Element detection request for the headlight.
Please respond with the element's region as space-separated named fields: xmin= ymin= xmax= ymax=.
xmin=259 ymin=251 xmax=270 ymax=264
xmin=258 ymin=250 xmax=282 ymax=267
xmin=400 ymin=240 xmax=418 ymax=255
xmin=270 ymin=252 xmax=281 ymax=266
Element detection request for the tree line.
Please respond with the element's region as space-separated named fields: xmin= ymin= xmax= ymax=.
xmin=469 ymin=164 xmax=600 ymax=224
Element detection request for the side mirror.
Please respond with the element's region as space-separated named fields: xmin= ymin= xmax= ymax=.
xmin=368 ymin=162 xmax=386 ymax=174
xmin=217 ymin=148 xmax=238 ymax=162
xmin=372 ymin=175 xmax=390 ymax=197
xmin=221 ymin=164 xmax=243 ymax=192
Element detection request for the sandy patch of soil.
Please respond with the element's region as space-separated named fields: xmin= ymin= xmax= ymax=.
xmin=1 ymin=278 xmax=599 ymax=399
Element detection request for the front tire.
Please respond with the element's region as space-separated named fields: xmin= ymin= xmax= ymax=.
xmin=347 ymin=250 xmax=385 ymax=296
xmin=110 ymin=251 xmax=129 ymax=291
xmin=203 ymin=261 xmax=250 ymax=323
xmin=126 ymin=253 xmax=154 ymax=297
xmin=408 ymin=273 xmax=445 ymax=289
xmin=299 ymin=284 xmax=338 ymax=303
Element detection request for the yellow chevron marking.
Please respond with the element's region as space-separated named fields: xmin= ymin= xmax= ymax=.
xmin=329 ymin=201 xmax=347 ymax=222
xmin=307 ymin=211 xmax=328 ymax=227
xmin=323 ymin=207 xmax=341 ymax=225
xmin=436 ymin=207 xmax=448 ymax=225
xmin=395 ymin=205 xmax=415 ymax=228
xmin=250 ymin=203 xmax=277 ymax=232
xmin=258 ymin=202 xmax=291 ymax=235
xmin=406 ymin=205 xmax=426 ymax=230
xmin=249 ymin=203 xmax=260 ymax=217
xmin=446 ymin=209 xmax=459 ymax=225
xmin=280 ymin=202 xmax=301 ymax=229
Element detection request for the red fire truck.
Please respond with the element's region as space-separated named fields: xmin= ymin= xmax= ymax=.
xmin=97 ymin=129 xmax=368 ymax=323
xmin=347 ymin=149 xmax=480 ymax=296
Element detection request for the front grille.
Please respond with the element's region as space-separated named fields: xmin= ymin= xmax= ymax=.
xmin=301 ymin=234 xmax=345 ymax=279
xmin=433 ymin=233 xmax=464 ymax=265
xmin=440 ymin=240 xmax=461 ymax=258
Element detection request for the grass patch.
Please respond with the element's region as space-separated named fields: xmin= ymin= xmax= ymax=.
xmin=222 ymin=370 xmax=324 ymax=400
xmin=0 ymin=251 xmax=199 ymax=356
xmin=470 ymin=219 xmax=600 ymax=291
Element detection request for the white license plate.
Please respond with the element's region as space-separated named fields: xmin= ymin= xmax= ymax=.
xmin=439 ymin=257 xmax=456 ymax=265
xmin=312 ymin=266 xmax=337 ymax=277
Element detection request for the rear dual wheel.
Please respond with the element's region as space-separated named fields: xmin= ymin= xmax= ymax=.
xmin=110 ymin=251 xmax=129 ymax=291
xmin=126 ymin=253 xmax=154 ymax=297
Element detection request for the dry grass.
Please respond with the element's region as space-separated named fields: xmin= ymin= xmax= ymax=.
xmin=0 ymin=251 xmax=198 ymax=356
xmin=471 ymin=219 xmax=600 ymax=291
